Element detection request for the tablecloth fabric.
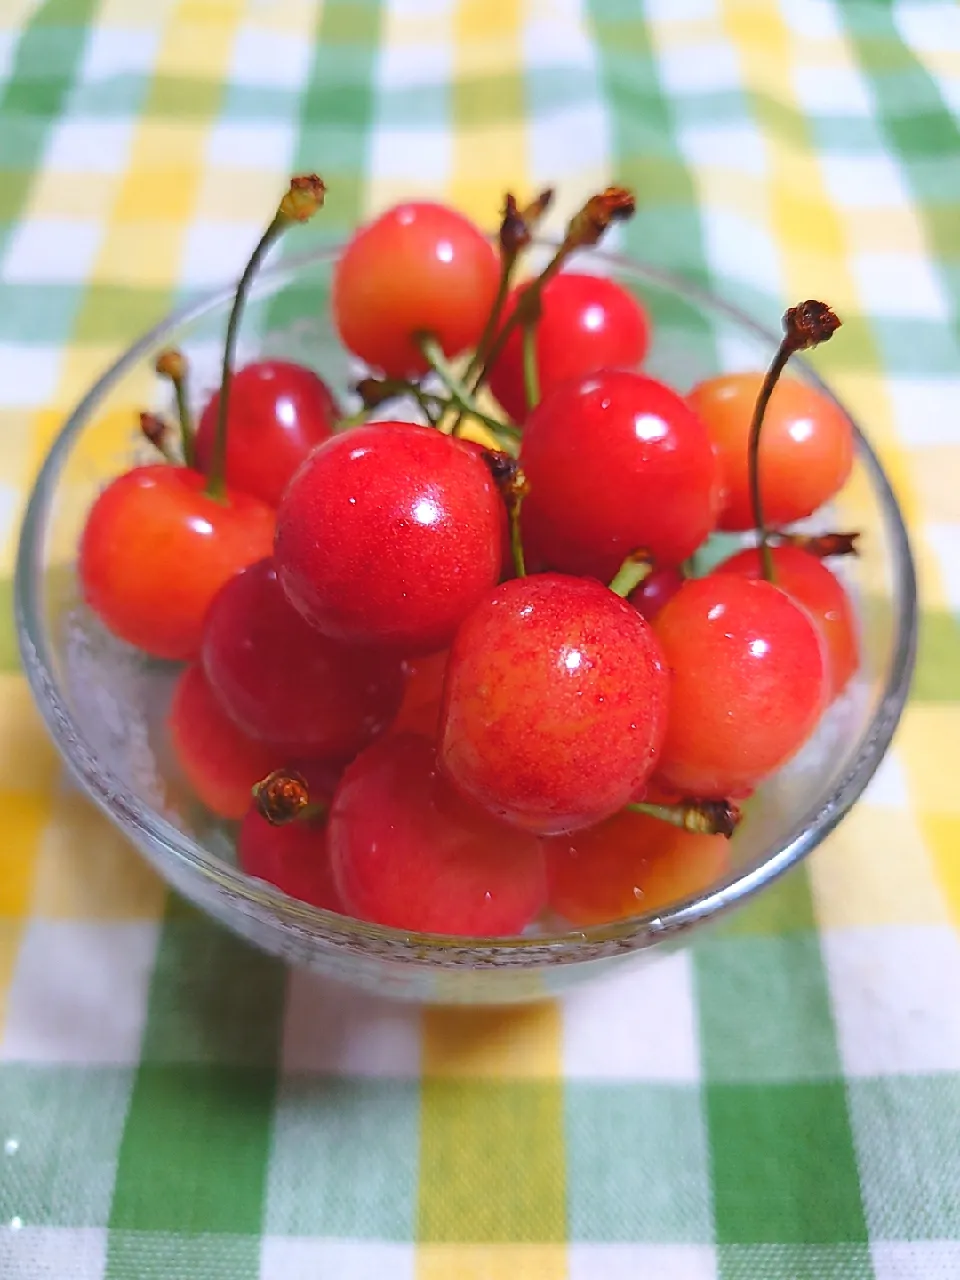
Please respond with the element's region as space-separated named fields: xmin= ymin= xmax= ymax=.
xmin=1 ymin=0 xmax=959 ymax=1277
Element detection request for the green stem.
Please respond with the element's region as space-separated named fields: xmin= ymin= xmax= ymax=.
xmin=522 ymin=321 xmax=540 ymax=410
xmin=748 ymin=341 xmax=792 ymax=583
xmin=471 ymin=244 xmax=567 ymax=394
xmin=416 ymin=334 xmax=522 ymax=447
xmin=333 ymin=405 xmax=372 ymax=432
xmin=508 ymin=494 xmax=527 ymax=578
xmin=206 ymin=214 xmax=288 ymax=500
xmin=173 ymin=379 xmax=194 ymax=467
xmin=626 ymin=799 xmax=740 ymax=839
xmin=463 ymin=252 xmax=514 ymax=385
xmin=608 ymin=554 xmax=651 ymax=598
xmin=422 ymin=394 xmax=520 ymax=442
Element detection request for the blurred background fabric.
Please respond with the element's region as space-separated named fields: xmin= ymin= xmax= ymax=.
xmin=1 ymin=1 xmax=959 ymax=1277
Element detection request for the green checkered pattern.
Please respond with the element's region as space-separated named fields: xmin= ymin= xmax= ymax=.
xmin=2 ymin=1 xmax=960 ymax=1277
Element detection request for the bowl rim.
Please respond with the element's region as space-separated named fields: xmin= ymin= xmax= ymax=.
xmin=14 ymin=242 xmax=919 ymax=964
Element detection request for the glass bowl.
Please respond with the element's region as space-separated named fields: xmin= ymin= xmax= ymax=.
xmin=14 ymin=244 xmax=917 ymax=1004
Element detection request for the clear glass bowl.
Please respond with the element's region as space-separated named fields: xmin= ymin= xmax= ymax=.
xmin=14 ymin=244 xmax=917 ymax=1004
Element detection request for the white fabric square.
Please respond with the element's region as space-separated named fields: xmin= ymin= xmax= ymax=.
xmin=821 ymin=153 xmax=910 ymax=209
xmin=378 ymin=41 xmax=451 ymax=88
xmin=923 ymin=523 xmax=960 ymax=613
xmin=0 ymin=1226 xmax=107 ymax=1280
xmin=181 ymin=220 xmax=271 ymax=287
xmin=230 ymin=27 xmax=313 ymax=89
xmin=680 ymin=122 xmax=767 ymax=176
xmin=2 ymin=218 xmax=103 ymax=285
xmin=702 ymin=208 xmax=784 ymax=297
xmin=872 ymin=1241 xmax=960 ymax=1280
xmin=894 ymin=5 xmax=960 ymax=55
xmin=206 ymin=121 xmax=297 ymax=174
xmin=888 ymin=376 xmax=960 ymax=447
xmin=822 ymin=925 xmax=960 ymax=1076
xmin=793 ymin=64 xmax=874 ymax=116
xmin=860 ymin=746 xmax=910 ymax=810
xmin=569 ymin=1243 xmax=718 ymax=1280
xmin=79 ymin=26 xmax=158 ymax=82
xmin=368 ymin=128 xmax=450 ymax=181
xmin=524 ymin=7 xmax=596 ymax=71
xmin=781 ymin=0 xmax=843 ymax=40
xmin=281 ymin=970 xmax=422 ymax=1077
xmin=641 ymin=0 xmax=719 ymax=21
xmin=562 ymin=952 xmax=700 ymax=1081
xmin=658 ymin=42 xmax=741 ymax=96
xmin=0 ymin=347 xmax=62 ymax=407
xmin=260 ymin=1238 xmax=415 ymax=1280
xmin=852 ymin=252 xmax=951 ymax=321
xmin=529 ymin=101 xmax=609 ymax=183
xmin=0 ymin=31 xmax=17 ymax=83
xmin=1 ymin=921 xmax=159 ymax=1065
xmin=43 ymin=119 xmax=135 ymax=175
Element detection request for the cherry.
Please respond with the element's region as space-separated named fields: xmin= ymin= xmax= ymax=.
xmin=488 ymin=272 xmax=650 ymax=422
xmin=79 ymin=464 xmax=275 ymax=661
xmin=546 ymin=805 xmax=730 ymax=927
xmin=712 ymin=545 xmax=859 ymax=700
xmin=168 ymin=663 xmax=277 ymax=820
xmin=238 ymin=762 xmax=344 ymax=911
xmin=193 ymin=361 xmax=339 ymax=507
xmin=329 ymin=734 xmax=547 ymax=936
xmin=332 ymin=201 xmax=500 ymax=378
xmin=519 ymin=370 xmax=720 ymax=581
xmin=438 ymin=573 xmax=669 ymax=835
xmin=628 ymin=564 xmax=685 ymax=622
xmin=651 ymin=575 xmax=828 ymax=798
xmin=201 ymin=557 xmax=406 ymax=758
xmin=689 ymin=372 xmax=854 ymax=530
xmin=274 ymin=421 xmax=502 ymax=653
xmin=388 ymin=649 xmax=449 ymax=739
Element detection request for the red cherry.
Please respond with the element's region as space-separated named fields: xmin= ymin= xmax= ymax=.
xmin=488 ymin=272 xmax=651 ymax=422
xmin=274 ymin=422 xmax=502 ymax=653
xmin=519 ymin=371 xmax=720 ymax=580
xmin=688 ymin=373 xmax=854 ymax=531
xmin=438 ymin=574 xmax=670 ymax=835
xmin=546 ymin=806 xmax=730 ymax=927
xmin=79 ymin=464 xmax=275 ymax=661
xmin=239 ymin=762 xmax=344 ymax=911
xmin=712 ymin=545 xmax=859 ymax=700
xmin=168 ymin=664 xmax=276 ymax=820
xmin=332 ymin=201 xmax=500 ymax=378
xmin=201 ymin=558 xmax=406 ymax=758
xmin=193 ymin=360 xmax=338 ymax=507
xmin=388 ymin=649 xmax=449 ymax=739
xmin=329 ymin=734 xmax=547 ymax=936
xmin=628 ymin=564 xmax=685 ymax=621
xmin=651 ymin=575 xmax=829 ymax=798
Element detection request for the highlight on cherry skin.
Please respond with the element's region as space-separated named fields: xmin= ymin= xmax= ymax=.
xmin=74 ymin=170 xmax=860 ymax=940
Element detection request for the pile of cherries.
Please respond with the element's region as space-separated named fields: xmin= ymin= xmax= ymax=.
xmin=77 ymin=175 xmax=859 ymax=938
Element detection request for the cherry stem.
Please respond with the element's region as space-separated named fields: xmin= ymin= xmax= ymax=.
xmin=139 ymin=411 xmax=177 ymax=464
xmin=481 ymin=451 xmax=528 ymax=577
xmin=608 ymin=551 xmax=653 ymax=598
xmin=522 ymin=322 xmax=540 ymax=409
xmin=748 ymin=299 xmax=842 ymax=582
xmin=415 ymin=334 xmax=521 ymax=448
xmin=155 ymin=349 xmax=194 ymax=467
xmin=471 ymin=245 xmax=564 ymax=394
xmin=775 ymin=530 xmax=860 ymax=559
xmin=252 ymin=769 xmax=327 ymax=827
xmin=206 ymin=174 xmax=326 ymax=501
xmin=463 ymin=253 xmax=514 ymax=387
xmin=509 ymin=492 xmax=527 ymax=578
xmin=626 ymin=798 xmax=742 ymax=839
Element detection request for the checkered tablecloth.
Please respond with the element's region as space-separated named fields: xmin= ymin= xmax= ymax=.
xmin=1 ymin=0 xmax=959 ymax=1277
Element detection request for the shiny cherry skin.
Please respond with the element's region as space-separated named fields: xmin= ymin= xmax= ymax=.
xmin=275 ymin=422 xmax=502 ymax=653
xmin=651 ymin=575 xmax=829 ymax=798
xmin=488 ymin=272 xmax=651 ymax=422
xmin=332 ymin=201 xmax=500 ymax=378
xmin=439 ymin=574 xmax=670 ymax=835
xmin=79 ymin=464 xmax=275 ymax=661
xmin=628 ymin=564 xmax=685 ymax=622
xmin=546 ymin=806 xmax=730 ymax=927
xmin=239 ymin=761 xmax=344 ymax=911
xmin=388 ymin=649 xmax=449 ymax=739
xmin=688 ymin=372 xmax=854 ymax=530
xmin=712 ymin=545 xmax=859 ymax=700
xmin=519 ymin=371 xmax=721 ymax=581
xmin=168 ymin=664 xmax=276 ymax=820
xmin=329 ymin=734 xmax=547 ymax=936
xmin=201 ymin=558 xmax=406 ymax=758
xmin=194 ymin=361 xmax=339 ymax=507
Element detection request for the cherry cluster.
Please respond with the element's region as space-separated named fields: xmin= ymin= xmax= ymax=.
xmin=77 ymin=174 xmax=859 ymax=938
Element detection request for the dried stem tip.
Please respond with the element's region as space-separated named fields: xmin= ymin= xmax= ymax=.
xmin=481 ymin=449 xmax=529 ymax=500
xmin=155 ymin=348 xmax=186 ymax=381
xmin=499 ymin=188 xmax=555 ymax=255
xmin=566 ymin=186 xmax=636 ymax=250
xmin=629 ymin=797 xmax=742 ymax=839
xmin=354 ymin=375 xmax=406 ymax=409
xmin=253 ymin=769 xmax=311 ymax=826
xmin=783 ymin=300 xmax=841 ymax=352
xmin=139 ymin=411 xmax=170 ymax=449
xmin=777 ymin=530 xmax=860 ymax=559
xmin=278 ymin=173 xmax=326 ymax=223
